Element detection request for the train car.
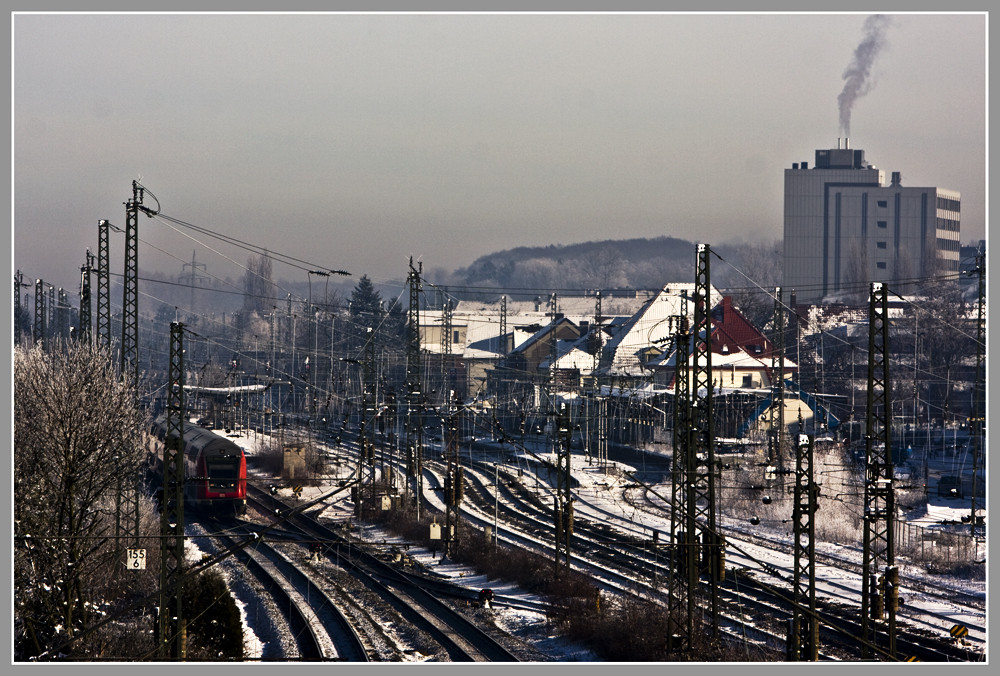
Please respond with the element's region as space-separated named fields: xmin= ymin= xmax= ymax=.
xmin=151 ymin=414 xmax=248 ymax=516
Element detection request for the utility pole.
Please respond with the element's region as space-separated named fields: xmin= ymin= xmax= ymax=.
xmin=547 ymin=293 xmax=559 ymax=454
xmin=969 ymin=250 xmax=985 ymax=538
xmin=122 ymin=181 xmax=157 ymax=387
xmin=444 ymin=392 xmax=463 ymax=558
xmin=442 ymin=297 xmax=453 ymax=405
xmin=14 ymin=270 xmax=26 ymax=345
xmin=182 ymin=250 xmax=208 ymax=323
xmin=406 ymin=258 xmax=424 ymax=517
xmin=57 ymin=288 xmax=69 ymax=343
xmin=48 ymin=285 xmax=56 ymax=343
xmin=770 ymin=287 xmax=786 ymax=473
xmin=789 ymin=432 xmax=819 ymax=661
xmin=33 ymin=279 xmax=46 ymax=350
xmin=96 ymin=220 xmax=112 ymax=352
xmin=553 ymin=402 xmax=573 ymax=576
xmin=669 ymin=306 xmax=694 ymax=649
xmin=593 ymin=290 xmax=604 ymax=371
xmin=114 ymin=225 xmax=141 ymax=556
xmin=499 ymin=295 xmax=507 ymax=357
xmin=79 ymin=251 xmax=94 ymax=345
xmin=159 ymin=322 xmax=186 ymax=660
xmin=122 ymin=182 xmax=141 ymax=386
xmin=307 ymin=270 xmax=331 ymax=422
xmin=860 ymin=282 xmax=897 ymax=659
xmin=361 ymin=327 xmax=376 ymax=510
xmin=692 ymin=243 xmax=721 ymax=640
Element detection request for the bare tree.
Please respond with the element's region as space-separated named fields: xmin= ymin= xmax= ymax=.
xmin=729 ymin=239 xmax=783 ymax=329
xmin=582 ymin=244 xmax=629 ymax=290
xmin=14 ymin=342 xmax=149 ymax=660
xmin=843 ymin=240 xmax=870 ymax=305
xmin=242 ymin=251 xmax=275 ymax=316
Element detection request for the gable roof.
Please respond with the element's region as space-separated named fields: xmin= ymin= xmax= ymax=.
xmin=598 ymin=283 xmax=723 ymax=376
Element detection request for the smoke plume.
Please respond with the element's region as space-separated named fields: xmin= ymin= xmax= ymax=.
xmin=838 ymin=14 xmax=892 ymax=137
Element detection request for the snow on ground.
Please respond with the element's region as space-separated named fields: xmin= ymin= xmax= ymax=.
xmin=221 ymin=428 xmax=599 ymax=661
xmin=221 ymin=427 xmax=987 ymax=660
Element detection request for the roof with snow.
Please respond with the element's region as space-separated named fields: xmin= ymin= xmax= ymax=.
xmin=598 ymin=283 xmax=723 ymax=377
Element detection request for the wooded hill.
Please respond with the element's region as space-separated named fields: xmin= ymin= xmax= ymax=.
xmin=444 ymin=236 xmax=771 ymax=294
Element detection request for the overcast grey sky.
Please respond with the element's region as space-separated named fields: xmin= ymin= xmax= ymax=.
xmin=12 ymin=12 xmax=986 ymax=296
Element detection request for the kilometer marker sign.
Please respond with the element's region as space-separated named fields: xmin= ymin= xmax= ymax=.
xmin=126 ymin=548 xmax=146 ymax=570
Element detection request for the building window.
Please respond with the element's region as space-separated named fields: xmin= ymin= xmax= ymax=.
xmin=877 ymin=200 xmax=888 ymax=208
xmin=937 ymin=196 xmax=961 ymax=212
xmin=453 ymin=330 xmax=460 ymax=344
xmin=877 ymin=241 xmax=887 ymax=249
xmin=876 ymin=262 xmax=887 ymax=269
xmin=877 ymin=220 xmax=887 ymax=228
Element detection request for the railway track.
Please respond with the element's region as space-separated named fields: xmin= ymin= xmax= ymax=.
xmin=444 ymin=449 xmax=984 ymax=662
xmin=623 ymin=480 xmax=987 ymax=656
xmin=244 ymin=484 xmax=523 ymax=662
xmin=237 ymin=430 xmax=983 ymax=662
xmin=190 ymin=517 xmax=370 ymax=661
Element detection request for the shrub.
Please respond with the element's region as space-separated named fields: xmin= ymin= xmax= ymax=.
xmin=181 ymin=569 xmax=244 ymax=660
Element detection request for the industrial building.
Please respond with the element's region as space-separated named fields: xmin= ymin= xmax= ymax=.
xmin=783 ymin=141 xmax=961 ymax=303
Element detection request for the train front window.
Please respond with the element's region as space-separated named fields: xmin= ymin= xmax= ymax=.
xmin=206 ymin=461 xmax=239 ymax=480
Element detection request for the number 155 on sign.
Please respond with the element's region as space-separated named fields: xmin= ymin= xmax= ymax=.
xmin=127 ymin=548 xmax=146 ymax=570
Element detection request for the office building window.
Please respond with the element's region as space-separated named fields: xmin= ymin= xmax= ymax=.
xmin=937 ymin=196 xmax=960 ymax=212
xmin=877 ymin=220 xmax=887 ymax=228
xmin=876 ymin=261 xmax=887 ymax=269
xmin=877 ymin=200 xmax=888 ymax=208
xmin=877 ymin=241 xmax=887 ymax=249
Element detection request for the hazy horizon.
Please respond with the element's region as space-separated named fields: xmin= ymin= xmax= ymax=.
xmin=13 ymin=12 xmax=986 ymax=300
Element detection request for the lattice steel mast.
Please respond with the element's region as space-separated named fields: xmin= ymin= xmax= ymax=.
xmin=96 ymin=219 xmax=112 ymax=352
xmin=789 ymin=432 xmax=819 ymax=660
xmin=121 ymin=182 xmax=142 ymax=385
xmin=770 ymin=286 xmax=786 ymax=471
xmin=691 ymin=243 xmax=721 ymax=640
xmin=553 ymin=402 xmax=573 ymax=576
xmin=361 ymin=326 xmax=376 ymax=509
xmin=969 ymin=251 xmax=985 ymax=537
xmin=14 ymin=270 xmax=26 ymax=345
xmin=33 ymin=279 xmax=46 ymax=350
xmin=499 ymin=295 xmax=508 ymax=357
xmin=159 ymin=322 xmax=186 ymax=659
xmin=442 ymin=297 xmax=453 ymax=404
xmin=443 ymin=392 xmax=464 ymax=558
xmin=78 ymin=251 xmax=94 ymax=344
xmin=406 ymin=258 xmax=425 ymax=517
xmin=860 ymin=282 xmax=896 ymax=659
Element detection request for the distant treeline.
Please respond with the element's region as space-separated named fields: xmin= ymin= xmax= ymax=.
xmin=436 ymin=235 xmax=759 ymax=294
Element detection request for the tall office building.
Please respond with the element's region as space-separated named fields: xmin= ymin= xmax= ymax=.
xmin=783 ymin=141 xmax=960 ymax=303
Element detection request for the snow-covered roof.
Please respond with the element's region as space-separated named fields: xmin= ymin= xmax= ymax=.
xmin=654 ymin=347 xmax=797 ymax=372
xmin=599 ymin=283 xmax=723 ymax=376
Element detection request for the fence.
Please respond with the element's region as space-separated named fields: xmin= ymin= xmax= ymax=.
xmin=895 ymin=519 xmax=984 ymax=569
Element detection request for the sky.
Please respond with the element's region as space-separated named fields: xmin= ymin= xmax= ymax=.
xmin=11 ymin=12 xmax=987 ymax=298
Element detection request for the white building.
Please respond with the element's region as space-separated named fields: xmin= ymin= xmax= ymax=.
xmin=783 ymin=141 xmax=960 ymax=303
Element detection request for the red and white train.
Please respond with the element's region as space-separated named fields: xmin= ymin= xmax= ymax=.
xmin=150 ymin=414 xmax=248 ymax=516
